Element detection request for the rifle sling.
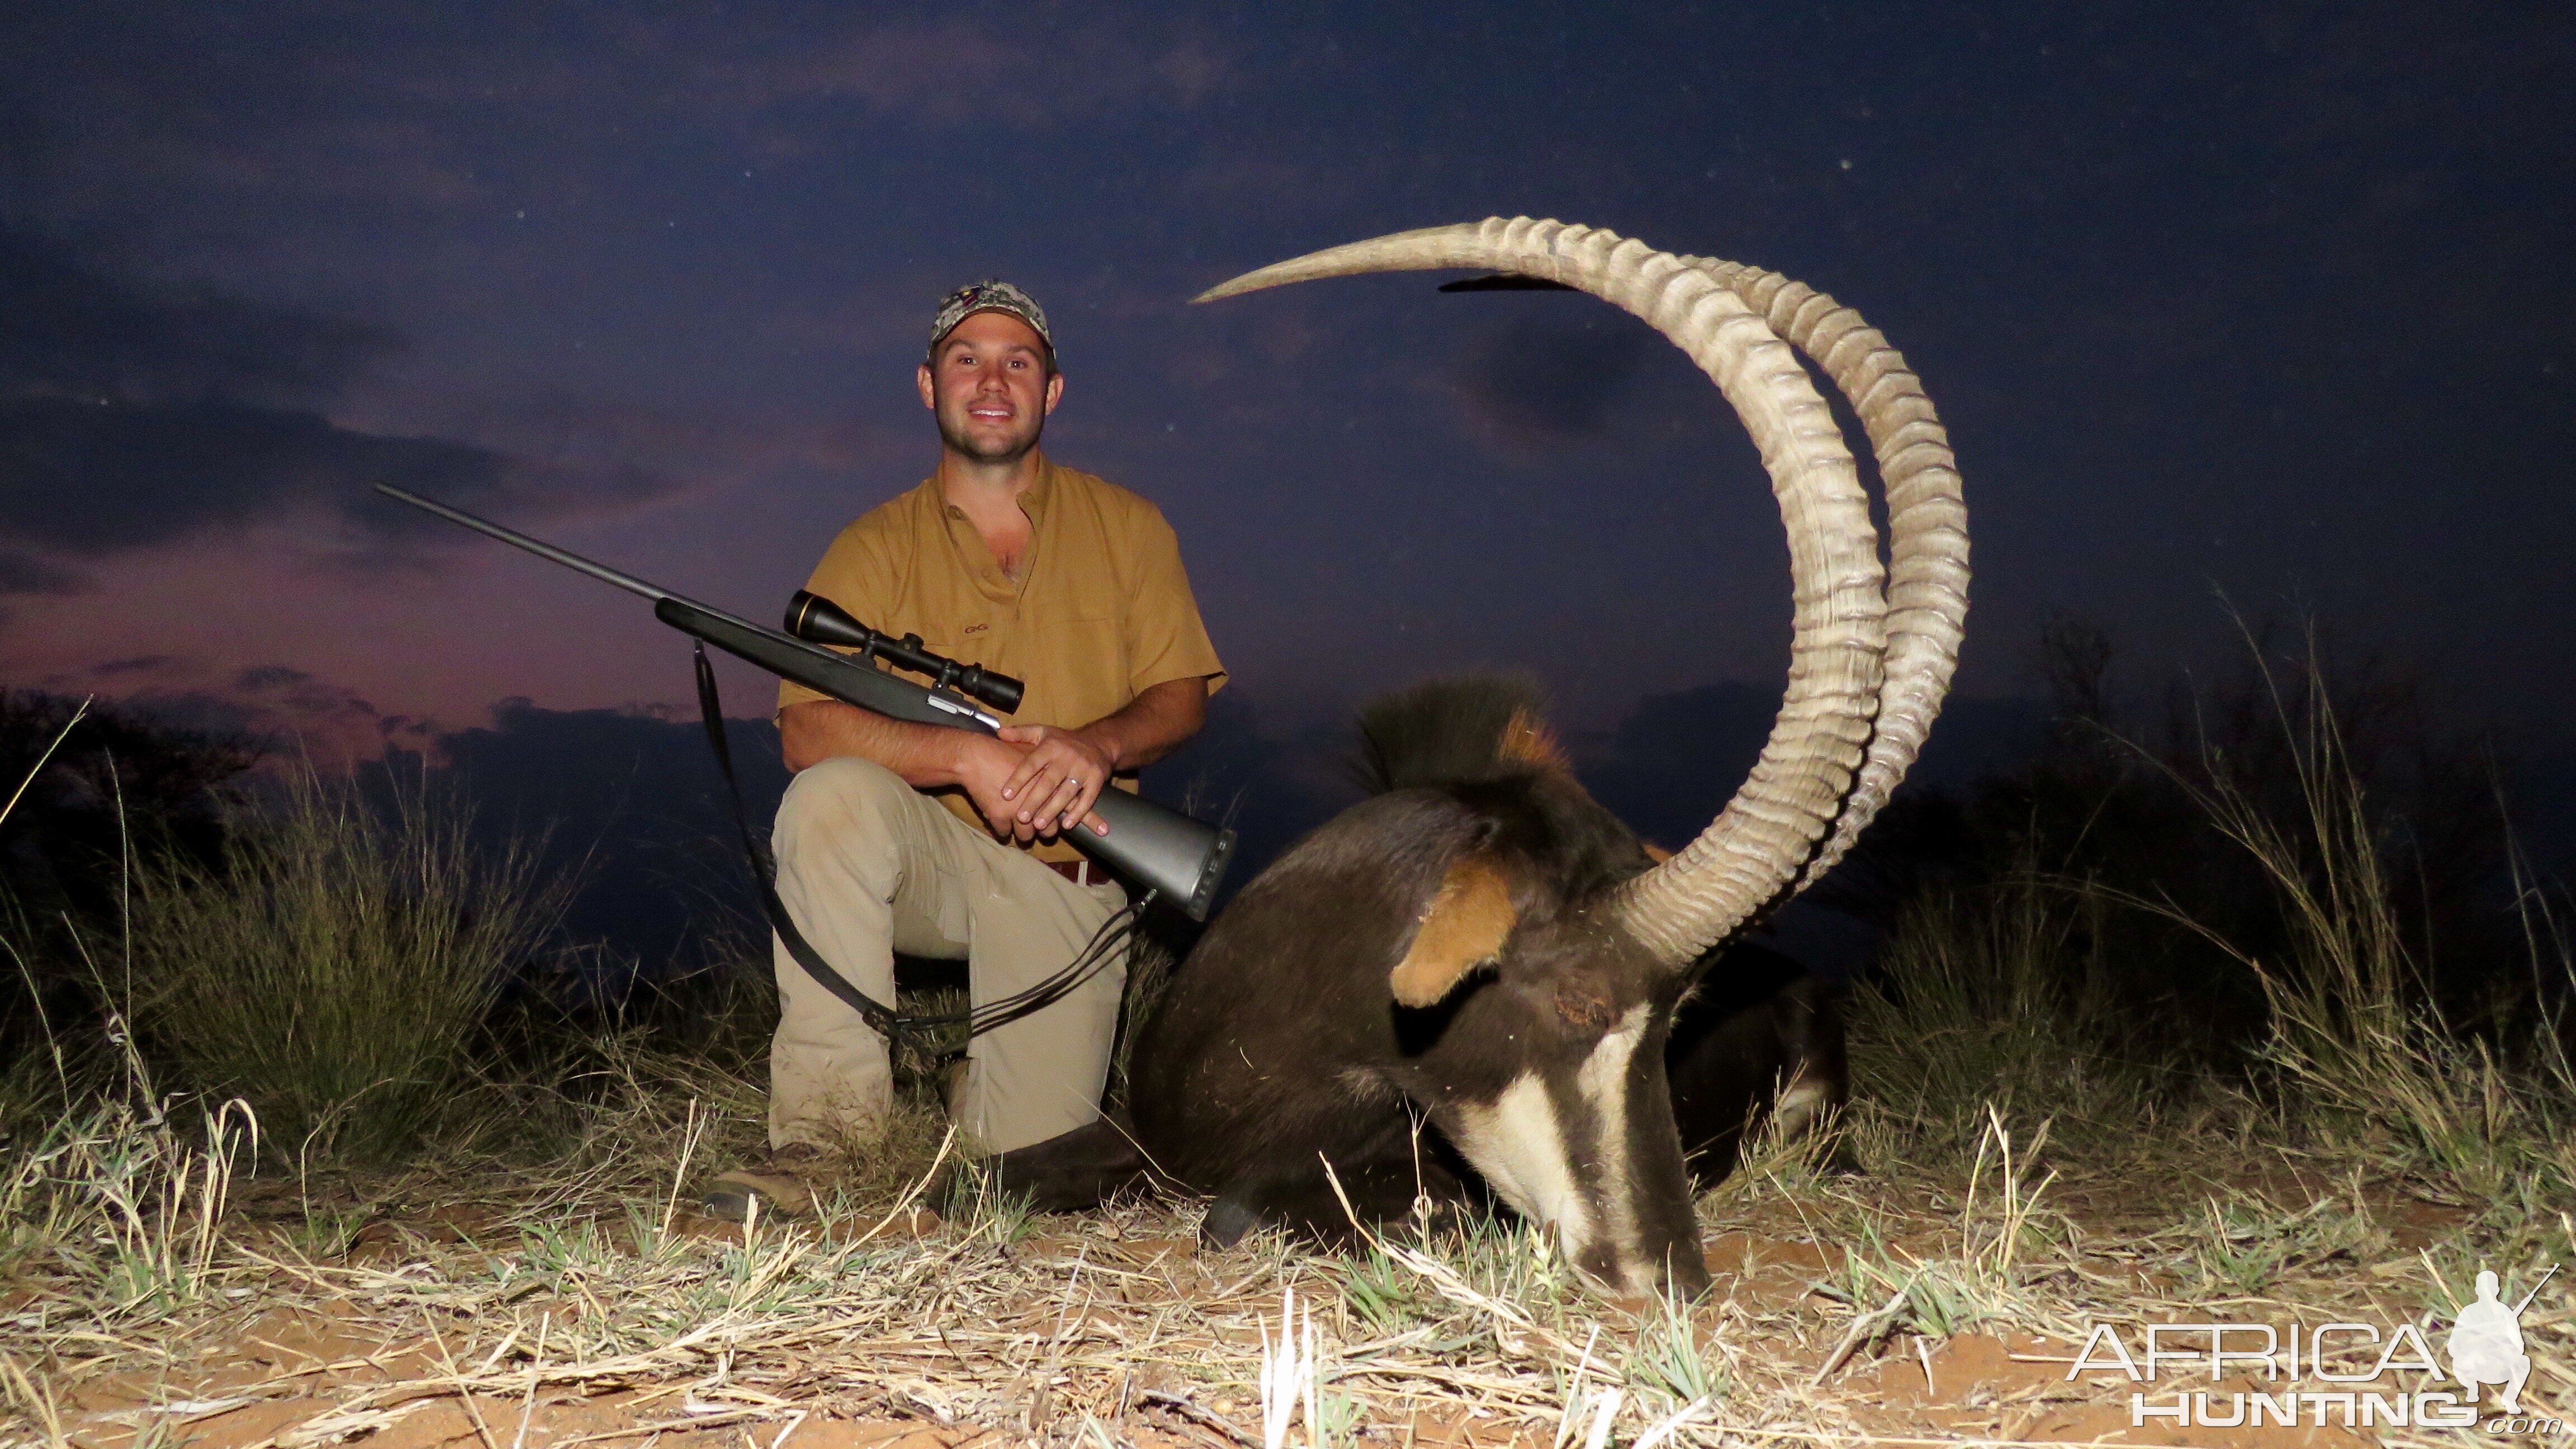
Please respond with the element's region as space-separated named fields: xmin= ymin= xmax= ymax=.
xmin=689 ymin=643 xmax=1137 ymax=1048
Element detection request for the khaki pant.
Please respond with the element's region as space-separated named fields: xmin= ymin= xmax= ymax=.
xmin=768 ymin=757 xmax=1126 ymax=1155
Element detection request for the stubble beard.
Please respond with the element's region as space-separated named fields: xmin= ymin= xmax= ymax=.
xmin=937 ymin=396 xmax=1044 ymax=467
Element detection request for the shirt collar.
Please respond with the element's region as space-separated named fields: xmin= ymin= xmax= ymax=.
xmin=923 ymin=450 xmax=1053 ymax=522
xmin=1017 ymin=452 xmax=1054 ymax=521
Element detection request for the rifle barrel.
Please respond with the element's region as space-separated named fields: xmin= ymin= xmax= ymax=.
xmin=376 ymin=485 xmax=675 ymax=604
xmin=2513 ymin=1263 xmax=2558 ymax=1315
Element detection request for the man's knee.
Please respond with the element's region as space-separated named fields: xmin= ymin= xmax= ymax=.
xmin=775 ymin=756 xmax=917 ymax=861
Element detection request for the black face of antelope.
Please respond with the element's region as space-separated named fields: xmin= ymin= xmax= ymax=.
xmin=1382 ymin=880 xmax=1710 ymax=1295
xmin=991 ymin=216 xmax=1967 ymax=1301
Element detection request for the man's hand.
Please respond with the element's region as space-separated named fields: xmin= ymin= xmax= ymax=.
xmin=780 ymin=676 xmax=1208 ymax=843
xmin=948 ymin=735 xmax=1031 ymax=840
xmin=782 ymin=702 xmax=1067 ymax=839
xmin=983 ymin=679 xmax=1208 ymax=840
xmin=994 ymin=724 xmax=1116 ymax=838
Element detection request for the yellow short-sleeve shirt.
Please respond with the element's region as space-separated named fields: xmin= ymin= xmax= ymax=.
xmin=779 ymin=454 xmax=1227 ymax=860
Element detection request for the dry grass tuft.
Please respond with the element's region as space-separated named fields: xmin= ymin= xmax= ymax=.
xmin=2105 ymin=648 xmax=2576 ymax=1212
xmin=127 ymin=767 xmax=567 ymax=1164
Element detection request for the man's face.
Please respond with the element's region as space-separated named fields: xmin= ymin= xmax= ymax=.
xmin=917 ymin=311 xmax=1062 ymax=465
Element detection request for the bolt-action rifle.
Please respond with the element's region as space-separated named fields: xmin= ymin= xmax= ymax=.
xmin=374 ymin=484 xmax=1235 ymax=920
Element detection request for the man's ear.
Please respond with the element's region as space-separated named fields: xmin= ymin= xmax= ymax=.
xmin=917 ymin=363 xmax=936 ymax=410
xmin=1043 ymin=370 xmax=1064 ymax=415
xmin=1390 ymin=852 xmax=1516 ymax=1007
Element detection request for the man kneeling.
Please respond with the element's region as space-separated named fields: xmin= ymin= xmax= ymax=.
xmin=703 ymin=281 xmax=1224 ymax=1220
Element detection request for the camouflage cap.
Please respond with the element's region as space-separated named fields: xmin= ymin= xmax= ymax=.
xmin=928 ymin=280 xmax=1055 ymax=364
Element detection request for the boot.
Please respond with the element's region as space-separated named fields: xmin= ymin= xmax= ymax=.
xmin=699 ymin=1142 xmax=825 ymax=1222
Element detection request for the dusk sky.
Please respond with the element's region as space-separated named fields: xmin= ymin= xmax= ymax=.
xmin=6 ymin=4 xmax=2572 ymax=870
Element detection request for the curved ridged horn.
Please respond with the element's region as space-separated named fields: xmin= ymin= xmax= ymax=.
xmin=1679 ymin=257 xmax=1969 ymax=882
xmin=1197 ymin=218 xmax=1886 ymax=967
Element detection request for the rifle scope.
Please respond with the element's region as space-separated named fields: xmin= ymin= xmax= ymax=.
xmin=786 ymin=590 xmax=1025 ymax=714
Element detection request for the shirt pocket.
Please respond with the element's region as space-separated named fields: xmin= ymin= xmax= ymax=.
xmin=1036 ymin=601 xmax=1131 ymax=720
xmin=1052 ymin=581 xmax=1120 ymax=624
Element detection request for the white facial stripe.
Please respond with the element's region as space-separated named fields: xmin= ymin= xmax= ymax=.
xmin=1571 ymin=1005 xmax=1652 ymax=1272
xmin=1449 ymin=1005 xmax=1656 ymax=1288
xmin=1451 ymin=1073 xmax=1593 ymax=1252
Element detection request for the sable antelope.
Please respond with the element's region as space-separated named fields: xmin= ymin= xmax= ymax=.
xmin=995 ymin=219 xmax=1967 ymax=1297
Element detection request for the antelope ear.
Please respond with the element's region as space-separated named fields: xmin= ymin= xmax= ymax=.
xmin=1391 ymin=853 xmax=1516 ymax=1007
xmin=1642 ymin=841 xmax=1674 ymax=864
